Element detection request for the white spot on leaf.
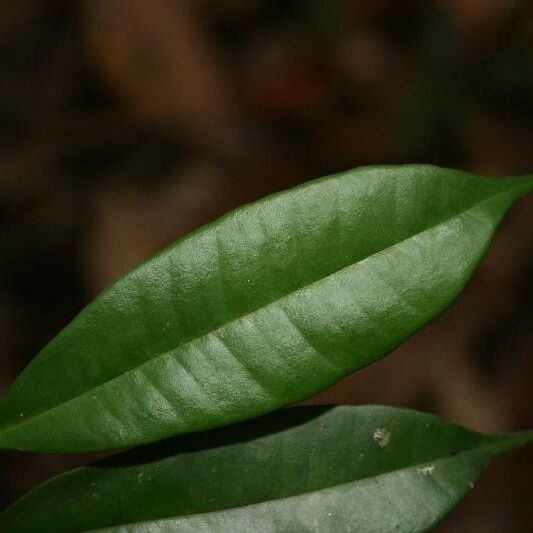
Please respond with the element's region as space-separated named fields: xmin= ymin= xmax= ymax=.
xmin=417 ymin=465 xmax=435 ymax=476
xmin=373 ymin=427 xmax=391 ymax=447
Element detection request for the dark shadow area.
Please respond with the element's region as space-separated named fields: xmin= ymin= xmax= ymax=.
xmin=96 ymin=406 xmax=333 ymax=468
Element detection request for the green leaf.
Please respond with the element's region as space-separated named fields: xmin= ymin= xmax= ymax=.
xmin=0 ymin=166 xmax=531 ymax=452
xmin=1 ymin=406 xmax=531 ymax=532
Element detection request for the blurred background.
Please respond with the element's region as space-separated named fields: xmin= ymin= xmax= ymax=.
xmin=0 ymin=1 xmax=532 ymax=530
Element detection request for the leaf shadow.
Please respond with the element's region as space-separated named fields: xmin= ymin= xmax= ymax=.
xmin=94 ymin=406 xmax=335 ymax=469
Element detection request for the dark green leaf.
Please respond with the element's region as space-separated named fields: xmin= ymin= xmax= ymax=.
xmin=0 ymin=166 xmax=531 ymax=452
xmin=1 ymin=406 xmax=531 ymax=532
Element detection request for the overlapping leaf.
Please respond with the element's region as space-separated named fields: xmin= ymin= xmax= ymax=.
xmin=0 ymin=166 xmax=531 ymax=452
xmin=1 ymin=406 xmax=531 ymax=532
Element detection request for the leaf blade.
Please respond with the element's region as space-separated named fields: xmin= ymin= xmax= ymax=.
xmin=1 ymin=406 xmax=531 ymax=532
xmin=0 ymin=166 xmax=532 ymax=451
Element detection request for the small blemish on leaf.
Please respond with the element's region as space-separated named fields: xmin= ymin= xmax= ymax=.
xmin=373 ymin=427 xmax=390 ymax=447
xmin=417 ymin=465 xmax=435 ymax=476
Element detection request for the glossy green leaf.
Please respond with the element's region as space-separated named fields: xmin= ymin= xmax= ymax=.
xmin=1 ymin=406 xmax=531 ymax=532
xmin=0 ymin=166 xmax=532 ymax=452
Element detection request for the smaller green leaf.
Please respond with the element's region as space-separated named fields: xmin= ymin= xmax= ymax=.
xmin=1 ymin=406 xmax=530 ymax=533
